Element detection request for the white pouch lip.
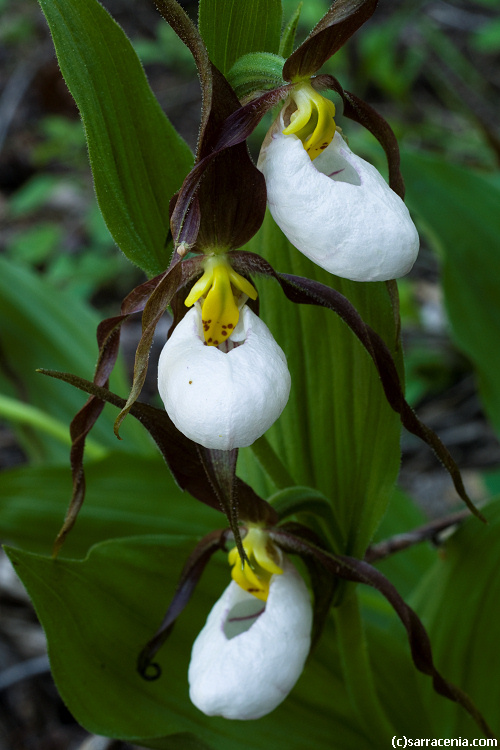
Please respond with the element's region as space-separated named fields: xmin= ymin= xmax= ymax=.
xmin=259 ymin=125 xmax=419 ymax=282
xmin=188 ymin=559 xmax=312 ymax=720
xmin=158 ymin=305 xmax=291 ymax=450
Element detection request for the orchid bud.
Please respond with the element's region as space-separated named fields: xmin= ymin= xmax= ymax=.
xmin=157 ymin=302 xmax=291 ymax=450
xmin=188 ymin=528 xmax=312 ymax=719
xmin=258 ymin=86 xmax=419 ymax=282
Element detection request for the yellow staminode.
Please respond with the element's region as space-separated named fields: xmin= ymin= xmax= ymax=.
xmin=184 ymin=255 xmax=257 ymax=347
xmin=228 ymin=526 xmax=283 ymax=602
xmin=283 ymin=82 xmax=336 ymax=161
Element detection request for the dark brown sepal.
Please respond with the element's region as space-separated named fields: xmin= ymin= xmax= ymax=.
xmin=195 ymin=139 xmax=267 ymax=254
xmin=137 ymin=528 xmax=231 ymax=680
xmin=169 ymin=189 xmax=201 ymax=250
xmin=114 ymin=262 xmax=184 ymax=436
xmin=170 ymin=75 xmax=286 ymax=253
xmin=169 ymin=79 xmax=268 ymax=253
xmin=283 ymin=0 xmax=378 ymax=81
xmin=210 ymin=84 xmax=293 ymax=152
xmin=50 ymin=272 xmax=171 ymax=556
xmin=271 ymin=523 xmax=496 ymax=740
xmin=154 ymin=2 xmax=267 ymax=252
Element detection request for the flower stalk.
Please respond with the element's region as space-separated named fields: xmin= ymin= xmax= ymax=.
xmin=250 ymin=434 xmax=296 ymax=490
xmin=334 ymin=588 xmax=396 ymax=739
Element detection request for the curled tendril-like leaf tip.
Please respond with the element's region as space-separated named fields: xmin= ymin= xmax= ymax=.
xmin=113 ymin=413 xmax=125 ymax=440
xmin=137 ymin=652 xmax=162 ymax=682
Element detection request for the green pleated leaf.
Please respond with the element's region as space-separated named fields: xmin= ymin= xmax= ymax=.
xmin=241 ymin=212 xmax=403 ymax=559
xmin=401 ymin=151 xmax=500 ymax=438
xmin=38 ymin=0 xmax=193 ymax=276
xmin=0 ymin=453 xmax=221 ymax=557
xmin=6 ymin=537 xmax=224 ymax=745
xmin=410 ymin=498 xmax=500 ymax=737
xmin=6 ymin=535 xmax=369 ymax=749
xmin=360 ymin=592 xmax=433 ymax=737
xmin=359 ymin=503 xmax=440 ymax=736
xmin=0 ymin=257 xmax=145 ymax=463
xmin=232 ymin=251 xmax=478 ymax=521
xmin=198 ymin=0 xmax=282 ymax=74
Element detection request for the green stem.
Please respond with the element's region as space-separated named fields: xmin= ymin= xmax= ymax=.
xmin=250 ymin=434 xmax=294 ymax=489
xmin=0 ymin=394 xmax=106 ymax=460
xmin=334 ymin=587 xmax=396 ymax=741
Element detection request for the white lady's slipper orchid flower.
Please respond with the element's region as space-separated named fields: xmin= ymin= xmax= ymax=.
xmin=258 ymin=86 xmax=419 ymax=282
xmin=157 ymin=303 xmax=291 ymax=450
xmin=188 ymin=528 xmax=312 ymax=719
